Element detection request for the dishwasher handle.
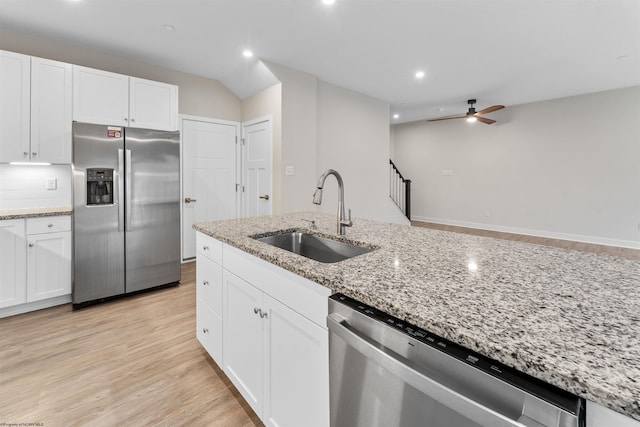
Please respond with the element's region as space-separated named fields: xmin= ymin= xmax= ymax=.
xmin=327 ymin=313 xmax=527 ymax=427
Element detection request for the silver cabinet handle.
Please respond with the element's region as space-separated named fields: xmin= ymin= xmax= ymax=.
xmin=202 ymin=281 xmax=209 ymax=286
xmin=23 ymin=151 xmax=28 ymax=156
xmin=124 ymin=118 xmax=128 ymax=122
xmin=259 ymin=194 xmax=270 ymax=200
xmin=202 ymin=328 xmax=209 ymax=334
xmin=185 ymin=197 xmax=197 ymax=203
xmin=32 ymin=152 xmax=37 ymax=157
xmin=326 ymin=314 xmax=523 ymax=427
xmin=260 ymin=311 xmax=268 ymax=319
xmin=203 ymin=245 xmax=209 ymax=251
xmin=28 ymin=243 xmax=34 ymax=247
xmin=131 ymin=118 xmax=135 ymax=122
xmin=254 ymin=307 xmax=261 ymax=315
xmin=48 ymin=224 xmax=53 ymax=228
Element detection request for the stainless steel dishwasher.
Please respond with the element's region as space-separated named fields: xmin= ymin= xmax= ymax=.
xmin=328 ymin=294 xmax=585 ymax=427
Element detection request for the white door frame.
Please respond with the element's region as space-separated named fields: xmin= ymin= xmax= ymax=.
xmin=241 ymin=115 xmax=273 ymax=218
xmin=179 ymin=114 xmax=240 ymax=261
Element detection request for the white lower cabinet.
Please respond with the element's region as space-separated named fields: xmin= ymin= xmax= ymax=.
xmin=587 ymin=401 xmax=640 ymax=427
xmin=0 ymin=219 xmax=27 ymax=308
xmin=0 ymin=216 xmax=72 ymax=317
xmin=196 ymin=231 xmax=330 ymax=427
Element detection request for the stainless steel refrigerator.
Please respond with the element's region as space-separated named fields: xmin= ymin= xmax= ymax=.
xmin=72 ymin=122 xmax=180 ymax=306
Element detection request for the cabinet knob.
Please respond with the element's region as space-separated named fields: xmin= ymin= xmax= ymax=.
xmin=131 ymin=118 xmax=135 ymax=122
xmin=202 ymin=328 xmax=209 ymax=334
xmin=202 ymin=281 xmax=209 ymax=286
xmin=48 ymin=224 xmax=53 ymax=228
xmin=203 ymin=246 xmax=209 ymax=251
xmin=260 ymin=311 xmax=268 ymax=319
xmin=254 ymin=307 xmax=261 ymax=315
xmin=32 ymin=152 xmax=37 ymax=157
xmin=124 ymin=118 xmax=128 ymax=122
xmin=23 ymin=151 xmax=28 ymax=156
xmin=29 ymin=243 xmax=34 ymax=247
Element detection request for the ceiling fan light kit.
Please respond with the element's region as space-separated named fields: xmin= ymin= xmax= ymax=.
xmin=428 ymin=99 xmax=504 ymax=125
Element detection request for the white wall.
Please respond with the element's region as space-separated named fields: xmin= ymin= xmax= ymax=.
xmin=265 ymin=62 xmax=319 ymax=215
xmin=393 ymin=86 xmax=640 ymax=248
xmin=266 ymin=62 xmax=408 ymax=225
xmin=0 ymin=165 xmax=71 ymax=209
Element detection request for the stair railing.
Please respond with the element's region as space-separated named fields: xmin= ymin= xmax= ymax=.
xmin=389 ymin=159 xmax=411 ymax=220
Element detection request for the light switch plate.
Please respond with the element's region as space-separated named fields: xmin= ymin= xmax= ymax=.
xmin=285 ymin=166 xmax=295 ymax=176
xmin=46 ymin=178 xmax=57 ymax=190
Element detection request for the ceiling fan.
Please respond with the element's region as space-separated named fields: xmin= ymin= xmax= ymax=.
xmin=428 ymin=99 xmax=505 ymax=125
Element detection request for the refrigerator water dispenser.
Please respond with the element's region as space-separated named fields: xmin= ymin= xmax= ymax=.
xmin=86 ymin=168 xmax=113 ymax=205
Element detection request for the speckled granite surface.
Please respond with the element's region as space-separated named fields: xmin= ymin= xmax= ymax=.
xmin=194 ymin=212 xmax=640 ymax=421
xmin=0 ymin=206 xmax=72 ymax=220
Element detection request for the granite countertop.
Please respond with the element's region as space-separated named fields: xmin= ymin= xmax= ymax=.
xmin=194 ymin=211 xmax=640 ymax=421
xmin=0 ymin=206 xmax=73 ymax=221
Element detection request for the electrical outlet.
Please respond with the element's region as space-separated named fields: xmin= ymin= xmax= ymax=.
xmin=285 ymin=166 xmax=295 ymax=176
xmin=46 ymin=178 xmax=57 ymax=190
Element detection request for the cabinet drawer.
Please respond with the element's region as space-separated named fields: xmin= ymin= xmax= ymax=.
xmin=196 ymin=256 xmax=223 ymax=316
xmin=196 ymin=232 xmax=222 ymax=264
xmin=26 ymin=216 xmax=71 ymax=234
xmin=197 ymin=297 xmax=223 ymax=367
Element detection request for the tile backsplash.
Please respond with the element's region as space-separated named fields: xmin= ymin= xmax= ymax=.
xmin=0 ymin=164 xmax=72 ymax=209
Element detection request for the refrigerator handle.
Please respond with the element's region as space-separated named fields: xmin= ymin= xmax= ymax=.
xmin=118 ymin=149 xmax=125 ymax=232
xmin=125 ymin=149 xmax=132 ymax=232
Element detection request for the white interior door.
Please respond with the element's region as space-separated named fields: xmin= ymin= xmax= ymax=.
xmin=242 ymin=118 xmax=272 ymax=217
xmin=182 ymin=116 xmax=239 ymax=260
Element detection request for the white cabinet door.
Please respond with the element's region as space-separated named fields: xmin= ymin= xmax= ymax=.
xmin=223 ymin=270 xmax=264 ymax=418
xmin=72 ymin=65 xmax=129 ymax=126
xmin=129 ymin=77 xmax=178 ymax=131
xmin=587 ymin=401 xmax=640 ymax=427
xmin=263 ymin=294 xmax=330 ymax=427
xmin=0 ymin=50 xmax=30 ymax=163
xmin=26 ymin=231 xmax=71 ymax=302
xmin=0 ymin=220 xmax=27 ymax=308
xmin=196 ymin=298 xmax=223 ymax=366
xmin=30 ymin=57 xmax=72 ymax=164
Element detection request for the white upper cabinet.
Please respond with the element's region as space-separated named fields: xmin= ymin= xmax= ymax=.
xmin=0 ymin=51 xmax=72 ymax=164
xmin=129 ymin=77 xmax=178 ymax=131
xmin=72 ymin=65 xmax=129 ymax=127
xmin=73 ymin=65 xmax=178 ymax=131
xmin=31 ymin=57 xmax=73 ymax=164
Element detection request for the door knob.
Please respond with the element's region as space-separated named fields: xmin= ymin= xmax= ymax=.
xmin=185 ymin=197 xmax=197 ymax=203
xmin=259 ymin=194 xmax=270 ymax=200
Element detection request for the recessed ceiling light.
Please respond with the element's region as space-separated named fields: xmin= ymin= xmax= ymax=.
xmin=242 ymin=50 xmax=254 ymax=58
xmin=393 ymin=114 xmax=399 ymax=119
xmin=163 ymin=24 xmax=175 ymax=31
xmin=322 ymin=0 xmax=336 ymax=5
xmin=415 ymin=71 xmax=425 ymax=79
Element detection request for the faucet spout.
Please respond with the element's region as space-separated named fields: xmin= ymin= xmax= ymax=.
xmin=312 ymin=169 xmax=352 ymax=235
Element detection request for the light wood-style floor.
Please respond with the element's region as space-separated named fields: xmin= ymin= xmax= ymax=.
xmin=412 ymin=221 xmax=640 ymax=261
xmin=0 ymin=262 xmax=263 ymax=427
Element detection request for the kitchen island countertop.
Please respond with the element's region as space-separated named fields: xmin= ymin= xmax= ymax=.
xmin=194 ymin=212 xmax=640 ymax=421
xmin=0 ymin=206 xmax=72 ymax=221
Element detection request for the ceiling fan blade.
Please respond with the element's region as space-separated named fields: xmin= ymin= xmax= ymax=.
xmin=476 ymin=105 xmax=504 ymax=115
xmin=427 ymin=115 xmax=466 ymax=122
xmin=475 ymin=116 xmax=496 ymax=125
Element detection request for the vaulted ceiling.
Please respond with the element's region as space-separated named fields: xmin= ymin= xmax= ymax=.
xmin=1 ymin=0 xmax=638 ymax=123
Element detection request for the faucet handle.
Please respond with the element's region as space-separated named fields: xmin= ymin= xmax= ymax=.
xmin=341 ymin=209 xmax=353 ymax=227
xmin=301 ymin=218 xmax=317 ymax=229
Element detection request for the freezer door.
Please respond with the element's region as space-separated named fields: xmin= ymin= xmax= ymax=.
xmin=73 ymin=122 xmax=125 ymax=303
xmin=124 ymin=127 xmax=181 ymax=293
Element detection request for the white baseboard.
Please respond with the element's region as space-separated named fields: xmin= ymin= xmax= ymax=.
xmin=0 ymin=294 xmax=71 ymax=319
xmin=412 ymin=216 xmax=640 ymax=250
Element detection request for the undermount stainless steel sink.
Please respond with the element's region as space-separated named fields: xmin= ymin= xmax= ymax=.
xmin=255 ymin=231 xmax=374 ymax=263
